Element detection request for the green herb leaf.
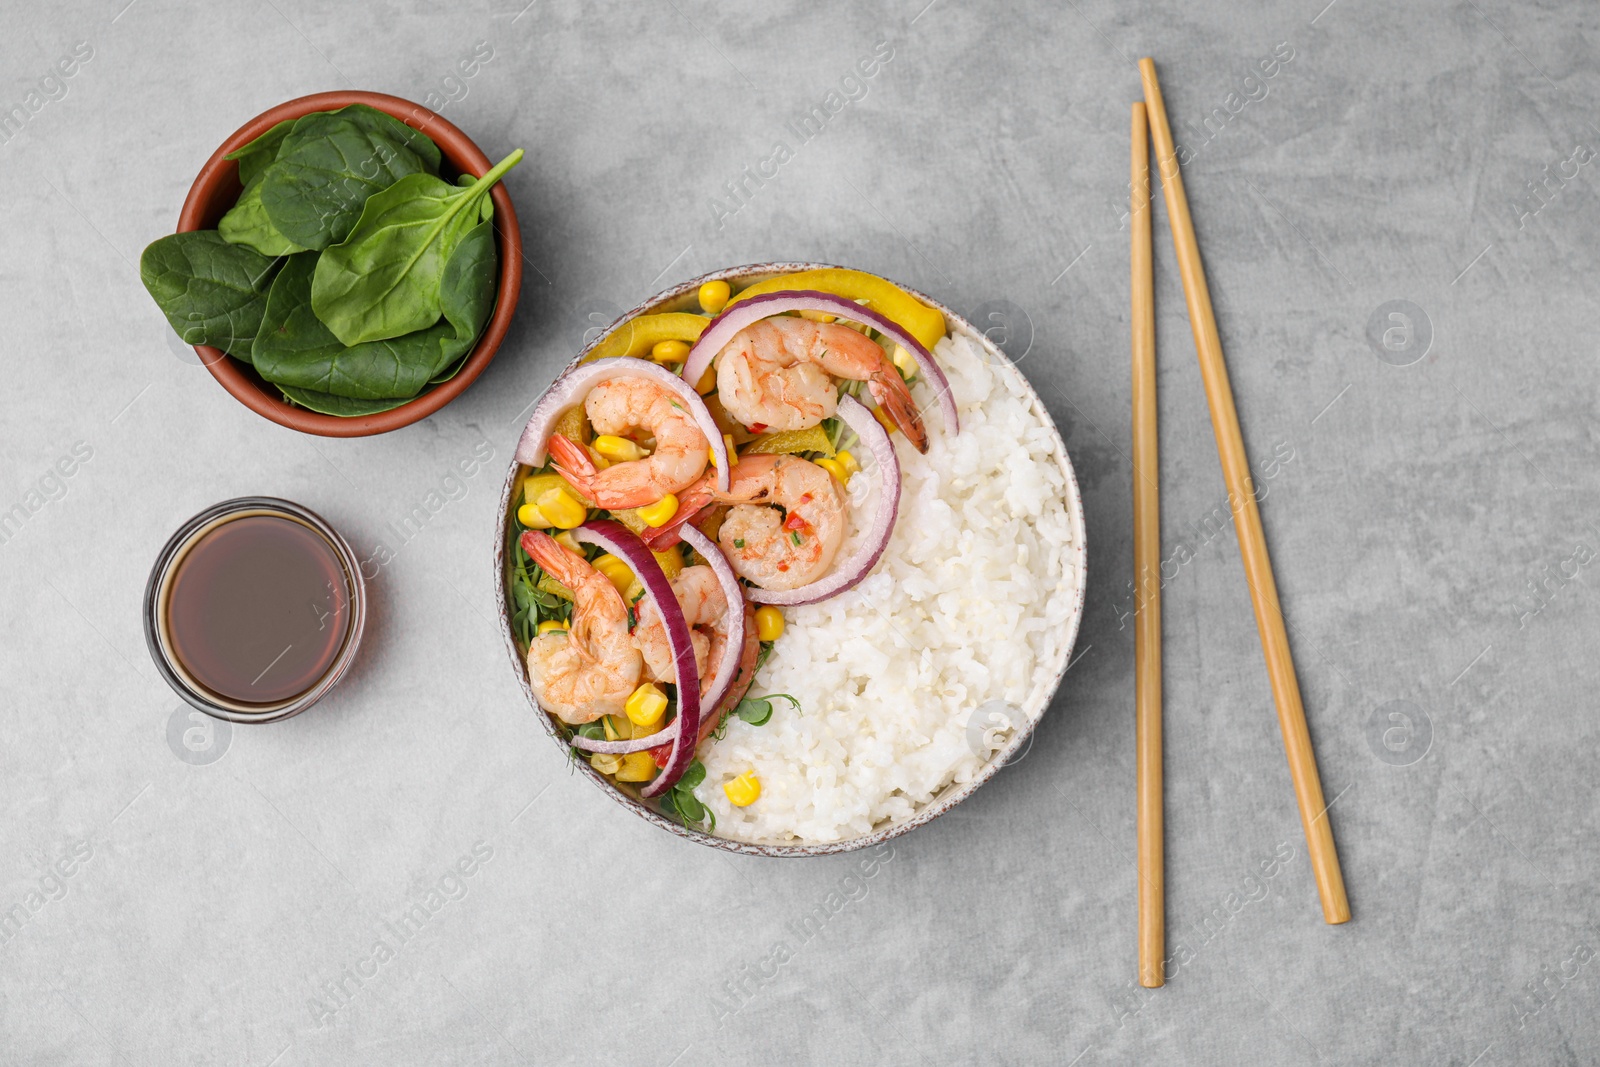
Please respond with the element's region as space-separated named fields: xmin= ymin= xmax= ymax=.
xmin=790 ymin=531 xmax=802 ymax=546
xmin=733 ymin=539 xmax=745 ymax=549
xmin=310 ymin=148 xmax=523 ymax=346
xmin=676 ymin=792 xmax=706 ymax=823
xmin=735 ymin=697 xmax=772 ymax=726
xmin=218 ymin=179 xmax=310 ymax=257
xmin=678 ymin=760 xmax=707 ymax=791
xmin=224 ymin=119 xmax=295 ymax=188
xmin=140 ymin=232 xmax=282 ymax=361
xmin=252 ymin=217 xmax=496 ymax=400
xmin=258 ymin=107 xmax=439 ymax=251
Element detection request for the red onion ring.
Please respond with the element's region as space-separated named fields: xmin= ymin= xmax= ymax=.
xmin=568 ymin=522 xmax=751 ymax=755
xmin=677 ymin=523 xmax=747 ymax=714
xmin=747 ymin=395 xmax=900 ymax=606
xmin=571 ymin=520 xmax=701 ymax=797
xmin=679 ymin=289 xmax=958 ymax=437
xmin=514 ymin=357 xmax=729 ymax=492
xmin=569 ymin=725 xmax=674 ymax=755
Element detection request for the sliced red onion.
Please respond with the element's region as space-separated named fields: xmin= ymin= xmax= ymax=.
xmin=748 ymin=395 xmax=900 ymax=606
xmin=678 ymin=523 xmax=747 ymax=714
xmin=514 ymin=357 xmax=729 ymax=492
xmin=569 ymin=723 xmax=675 ymax=755
xmin=680 ymin=289 xmax=959 ymax=436
xmin=572 ymin=520 xmax=701 ymax=797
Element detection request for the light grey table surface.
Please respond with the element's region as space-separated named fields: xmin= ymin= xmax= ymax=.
xmin=2 ymin=1 xmax=1596 ymax=1064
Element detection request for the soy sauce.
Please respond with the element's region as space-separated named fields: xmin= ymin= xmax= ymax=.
xmin=164 ymin=514 xmax=350 ymax=705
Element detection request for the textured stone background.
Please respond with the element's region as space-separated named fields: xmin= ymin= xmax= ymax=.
xmin=1 ymin=1 xmax=1597 ymax=1064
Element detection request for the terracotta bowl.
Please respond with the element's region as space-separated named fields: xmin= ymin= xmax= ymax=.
xmin=494 ymin=263 xmax=1088 ymax=855
xmin=175 ymin=90 xmax=523 ymax=437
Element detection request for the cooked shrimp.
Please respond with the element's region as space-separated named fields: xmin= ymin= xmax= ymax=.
xmin=660 ymin=455 xmax=845 ymax=591
xmin=715 ymin=316 xmax=929 ymax=452
xmin=548 ymin=376 xmax=710 ymax=509
xmin=633 ymin=565 xmax=728 ymax=686
xmin=520 ymin=531 xmax=643 ymax=724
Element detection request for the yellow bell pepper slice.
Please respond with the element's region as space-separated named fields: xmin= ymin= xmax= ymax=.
xmin=725 ymin=268 xmax=946 ymax=352
xmin=744 ymin=425 xmax=835 ymax=457
xmin=551 ymin=405 xmax=589 ymax=445
xmin=584 ymin=312 xmax=708 ymax=362
xmin=615 ymin=751 xmax=658 ymax=782
xmin=523 ymin=472 xmax=583 ymax=508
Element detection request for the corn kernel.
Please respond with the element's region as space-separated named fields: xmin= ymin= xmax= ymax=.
xmin=593 ymin=554 xmax=634 ymax=594
xmin=590 ymin=752 xmax=623 ymax=776
xmin=797 ymin=309 xmax=837 ymax=323
xmin=651 ymin=338 xmax=691 ymax=364
xmin=585 ymin=445 xmax=612 ymax=470
xmin=555 ymin=531 xmax=583 ymax=553
xmin=695 ymin=363 xmax=718 ymax=395
xmin=836 ymin=450 xmax=861 ymax=477
xmin=872 ymin=404 xmax=898 ymax=435
xmin=625 ymin=683 xmax=668 ymax=726
xmin=698 ymin=279 xmax=731 ymax=315
xmin=723 ymin=770 xmax=761 ymax=807
xmin=891 ymin=344 xmax=918 ymax=378
xmin=637 ymin=494 xmax=679 ymax=528
xmin=814 ymin=457 xmax=849 ymax=485
xmin=602 ymin=714 xmax=628 ymax=741
xmin=593 ymin=434 xmax=645 ymax=462
xmin=536 ymin=487 xmax=587 ymax=529
xmin=516 ymin=502 xmax=551 ymax=528
xmin=615 ymin=751 xmax=658 ymax=782
xmin=536 ymin=619 xmax=569 ymax=638
xmin=754 ymin=605 xmax=785 ymax=642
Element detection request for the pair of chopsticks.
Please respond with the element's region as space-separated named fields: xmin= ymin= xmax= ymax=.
xmin=1132 ymin=59 xmax=1350 ymax=989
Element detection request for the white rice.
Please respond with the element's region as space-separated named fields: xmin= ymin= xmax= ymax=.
xmin=694 ymin=331 xmax=1082 ymax=843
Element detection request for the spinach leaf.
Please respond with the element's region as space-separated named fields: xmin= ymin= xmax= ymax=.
xmin=253 ymin=218 xmax=496 ymax=399
xmin=258 ymin=109 xmax=435 ymax=251
xmin=140 ymin=231 xmax=281 ymax=361
xmin=334 ymin=104 xmax=442 ymax=173
xmin=224 ymin=119 xmax=294 ymax=187
xmin=217 ymin=179 xmax=309 ymax=257
xmin=277 ymin=386 xmax=411 ymax=416
xmin=310 ymin=148 xmax=522 ymax=346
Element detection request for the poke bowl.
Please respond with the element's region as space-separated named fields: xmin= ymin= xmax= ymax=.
xmin=494 ymin=263 xmax=1086 ymax=855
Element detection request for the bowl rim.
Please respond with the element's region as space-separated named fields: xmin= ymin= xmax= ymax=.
xmin=174 ymin=90 xmax=523 ymax=438
xmin=493 ymin=262 xmax=1088 ymax=855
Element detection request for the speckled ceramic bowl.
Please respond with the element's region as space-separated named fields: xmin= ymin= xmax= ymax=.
xmin=494 ymin=263 xmax=1087 ymax=855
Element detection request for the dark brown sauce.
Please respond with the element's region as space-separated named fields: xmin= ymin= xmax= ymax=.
xmin=165 ymin=514 xmax=350 ymax=705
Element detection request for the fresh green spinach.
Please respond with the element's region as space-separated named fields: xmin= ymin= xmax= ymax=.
xmin=218 ymin=179 xmax=308 ymax=257
xmin=224 ymin=119 xmax=294 ymax=187
xmin=142 ymin=104 xmax=515 ymax=416
xmin=310 ymin=148 xmax=521 ymax=346
xmin=252 ymin=217 xmax=496 ymax=398
xmin=140 ymin=231 xmax=282 ymax=360
xmin=277 ymin=387 xmax=412 ymax=416
xmin=258 ymin=108 xmax=436 ymax=251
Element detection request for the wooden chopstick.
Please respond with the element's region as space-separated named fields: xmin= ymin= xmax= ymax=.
xmin=1130 ymin=102 xmax=1165 ymax=987
xmin=1138 ymin=58 xmax=1351 ymax=925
